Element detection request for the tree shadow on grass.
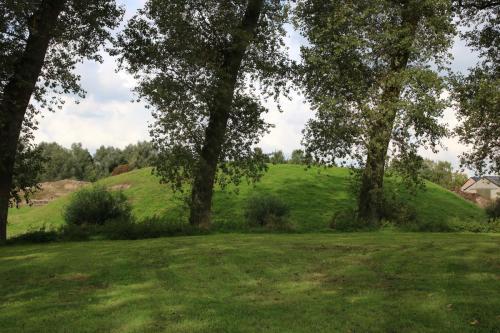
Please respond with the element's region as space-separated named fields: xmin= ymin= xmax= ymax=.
xmin=0 ymin=233 xmax=499 ymax=332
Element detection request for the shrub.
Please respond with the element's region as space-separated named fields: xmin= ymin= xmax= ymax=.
xmin=329 ymin=208 xmax=380 ymax=231
xmin=380 ymin=192 xmax=418 ymax=225
xmin=64 ymin=185 xmax=132 ymax=226
xmin=485 ymin=199 xmax=500 ymax=222
xmin=245 ymin=194 xmax=290 ymax=229
xmin=111 ymin=164 xmax=130 ymax=176
xmin=100 ymin=216 xmax=200 ymax=240
xmin=330 ymin=209 xmax=362 ymax=231
xmin=8 ymin=226 xmax=59 ymax=244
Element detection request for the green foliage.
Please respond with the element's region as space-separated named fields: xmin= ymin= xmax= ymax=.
xmin=453 ymin=67 xmax=499 ymax=174
xmin=114 ymin=0 xmax=292 ymax=193
xmin=37 ymin=141 xmax=156 ymax=182
xmin=380 ymin=192 xmax=418 ymax=226
xmin=452 ymin=1 xmax=499 ymax=174
xmin=7 ymin=166 xmax=490 ymax=238
xmin=485 ymin=199 xmax=500 ymax=221
xmin=94 ymin=145 xmax=127 ymax=177
xmin=64 ymin=185 xmax=131 ymax=226
xmin=0 ymin=0 xmax=124 ymax=116
xmin=100 ymin=216 xmax=200 ymax=240
xmin=38 ymin=142 xmax=96 ymax=181
xmin=0 ymin=0 xmax=124 ymax=192
xmin=123 ymin=141 xmax=156 ymax=170
xmin=7 ymin=225 xmax=58 ymax=244
xmin=270 ymin=150 xmax=286 ymax=164
xmin=416 ymin=159 xmax=468 ymax=191
xmin=68 ymin=143 xmax=97 ymax=181
xmin=330 ymin=209 xmax=365 ymax=231
xmin=10 ymin=136 xmax=44 ymax=207
xmin=297 ymin=0 xmax=455 ymax=164
xmin=245 ymin=194 xmax=290 ymax=228
xmin=289 ymin=149 xmax=305 ymax=165
xmin=38 ymin=142 xmax=74 ymax=181
xmin=296 ymin=0 xmax=455 ymax=219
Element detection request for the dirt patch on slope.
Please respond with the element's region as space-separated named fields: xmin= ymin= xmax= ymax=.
xmin=26 ymin=180 xmax=90 ymax=206
xmin=109 ymin=184 xmax=131 ymax=191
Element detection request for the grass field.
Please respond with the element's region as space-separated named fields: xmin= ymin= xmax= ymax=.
xmin=1 ymin=232 xmax=499 ymax=332
xmin=7 ymin=165 xmax=486 ymax=237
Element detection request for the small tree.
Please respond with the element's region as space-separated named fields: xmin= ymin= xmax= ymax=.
xmin=290 ymin=149 xmax=305 ymax=165
xmin=270 ymin=151 xmax=286 ymax=165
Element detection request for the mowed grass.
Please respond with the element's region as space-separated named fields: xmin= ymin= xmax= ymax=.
xmin=7 ymin=165 xmax=486 ymax=237
xmin=0 ymin=233 xmax=499 ymax=332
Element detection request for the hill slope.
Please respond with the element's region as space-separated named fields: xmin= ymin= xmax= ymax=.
xmin=8 ymin=165 xmax=485 ymax=237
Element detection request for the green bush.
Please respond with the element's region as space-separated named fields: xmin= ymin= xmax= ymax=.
xmin=64 ymin=185 xmax=132 ymax=226
xmin=245 ymin=194 xmax=290 ymax=229
xmin=380 ymin=192 xmax=418 ymax=225
xmin=8 ymin=226 xmax=58 ymax=244
xmin=100 ymin=216 xmax=200 ymax=240
xmin=486 ymin=199 xmax=500 ymax=222
xmin=329 ymin=208 xmax=380 ymax=231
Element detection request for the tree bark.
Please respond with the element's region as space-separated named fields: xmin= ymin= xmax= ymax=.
xmin=358 ymin=85 xmax=404 ymax=223
xmin=357 ymin=11 xmax=420 ymax=224
xmin=0 ymin=0 xmax=66 ymax=242
xmin=189 ymin=0 xmax=264 ymax=228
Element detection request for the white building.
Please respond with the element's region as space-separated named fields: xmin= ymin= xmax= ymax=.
xmin=462 ymin=176 xmax=500 ymax=201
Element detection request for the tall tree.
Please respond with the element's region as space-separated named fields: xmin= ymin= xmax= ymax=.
xmin=452 ymin=1 xmax=499 ymax=174
xmin=290 ymin=149 xmax=305 ymax=165
xmin=0 ymin=0 xmax=123 ymax=241
xmin=296 ymin=0 xmax=455 ymax=224
xmin=115 ymin=0 xmax=291 ymax=228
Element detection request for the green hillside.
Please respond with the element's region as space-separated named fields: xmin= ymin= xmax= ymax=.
xmin=7 ymin=165 xmax=486 ymax=237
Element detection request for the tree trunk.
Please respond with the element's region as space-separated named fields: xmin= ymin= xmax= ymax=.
xmin=0 ymin=0 xmax=65 ymax=242
xmin=357 ymin=11 xmax=420 ymax=224
xmin=189 ymin=0 xmax=264 ymax=228
xmin=358 ymin=86 xmax=403 ymax=223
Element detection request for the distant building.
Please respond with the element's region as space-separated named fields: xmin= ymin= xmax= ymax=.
xmin=460 ymin=176 xmax=481 ymax=192
xmin=462 ymin=176 xmax=500 ymax=201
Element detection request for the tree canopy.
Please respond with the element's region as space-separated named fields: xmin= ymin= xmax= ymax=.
xmin=295 ymin=0 xmax=456 ymax=222
xmin=452 ymin=0 xmax=499 ymax=174
xmin=0 ymin=0 xmax=123 ymax=241
xmin=115 ymin=0 xmax=292 ymax=226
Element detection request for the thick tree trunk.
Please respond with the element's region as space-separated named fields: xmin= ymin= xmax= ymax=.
xmin=357 ymin=11 xmax=420 ymax=224
xmin=358 ymin=86 xmax=402 ymax=223
xmin=189 ymin=0 xmax=264 ymax=228
xmin=0 ymin=0 xmax=65 ymax=242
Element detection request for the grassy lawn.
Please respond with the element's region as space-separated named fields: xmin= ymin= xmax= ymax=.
xmin=7 ymin=165 xmax=486 ymax=237
xmin=1 ymin=232 xmax=499 ymax=332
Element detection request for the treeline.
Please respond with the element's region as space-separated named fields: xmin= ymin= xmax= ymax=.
xmin=1 ymin=0 xmax=498 ymax=241
xmin=37 ymin=141 xmax=156 ymax=182
xmin=261 ymin=149 xmax=310 ymax=165
xmin=419 ymin=159 xmax=468 ymax=192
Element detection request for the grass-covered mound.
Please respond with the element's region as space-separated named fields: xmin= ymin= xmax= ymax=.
xmin=1 ymin=233 xmax=499 ymax=332
xmin=8 ymin=165 xmax=486 ymax=237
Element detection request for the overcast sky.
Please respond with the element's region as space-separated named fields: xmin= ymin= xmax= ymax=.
xmin=34 ymin=0 xmax=480 ymax=173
